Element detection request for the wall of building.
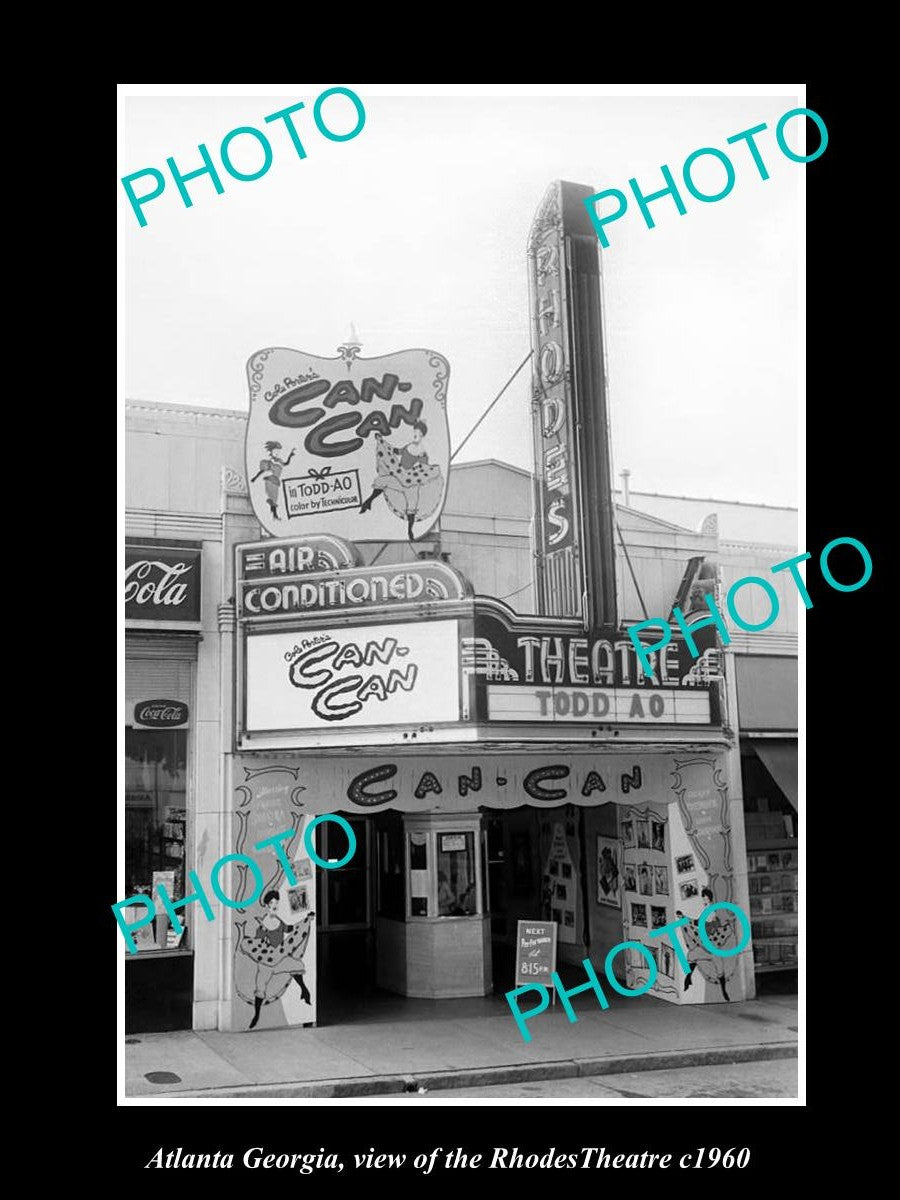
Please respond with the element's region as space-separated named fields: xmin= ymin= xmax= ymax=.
xmin=126 ymin=403 xmax=246 ymax=517
xmin=125 ymin=400 xmax=793 ymax=1024
xmin=358 ymin=460 xmax=537 ymax=612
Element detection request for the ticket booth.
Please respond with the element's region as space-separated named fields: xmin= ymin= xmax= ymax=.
xmin=376 ymin=812 xmax=490 ymax=998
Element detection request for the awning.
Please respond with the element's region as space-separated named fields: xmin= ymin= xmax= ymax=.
xmin=753 ymin=739 xmax=797 ymax=811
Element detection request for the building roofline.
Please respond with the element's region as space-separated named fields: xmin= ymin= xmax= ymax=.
xmin=612 ymin=488 xmax=796 ymax=514
xmin=124 ymin=401 xmax=797 ymax=512
xmin=125 ymin=399 xmax=247 ymax=422
xmin=614 ymin=504 xmax=702 ymax=534
xmin=449 ymin=458 xmax=533 ymax=480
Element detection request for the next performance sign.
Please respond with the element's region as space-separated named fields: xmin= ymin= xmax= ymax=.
xmin=487 ymin=685 xmax=710 ymax=725
xmin=515 ymin=919 xmax=558 ymax=985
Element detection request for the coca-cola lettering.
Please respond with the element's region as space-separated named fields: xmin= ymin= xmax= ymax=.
xmin=134 ymin=699 xmax=189 ymax=727
xmin=140 ymin=705 xmax=180 ymax=721
xmin=125 ymin=560 xmax=193 ymax=607
xmin=125 ymin=544 xmax=201 ymax=622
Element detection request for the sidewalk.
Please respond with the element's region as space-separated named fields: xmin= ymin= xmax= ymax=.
xmin=125 ymin=990 xmax=798 ymax=1098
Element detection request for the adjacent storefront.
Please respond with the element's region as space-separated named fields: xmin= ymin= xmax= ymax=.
xmin=736 ymin=654 xmax=798 ymax=975
xmin=124 ymin=540 xmax=202 ymax=1031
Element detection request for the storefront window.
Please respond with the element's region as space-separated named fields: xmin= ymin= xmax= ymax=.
xmin=437 ymin=831 xmax=476 ymax=916
xmin=742 ymin=744 xmax=798 ymax=973
xmin=124 ymin=728 xmax=187 ymax=951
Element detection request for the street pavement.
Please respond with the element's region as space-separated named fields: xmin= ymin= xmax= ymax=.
xmin=125 ymin=989 xmax=798 ymax=1099
xmin=404 ymin=1058 xmax=798 ymax=1099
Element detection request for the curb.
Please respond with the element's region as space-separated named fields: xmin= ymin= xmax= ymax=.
xmin=138 ymin=1039 xmax=797 ymax=1099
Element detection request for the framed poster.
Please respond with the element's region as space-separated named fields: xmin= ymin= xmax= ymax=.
xmin=596 ymin=836 xmax=621 ymax=907
xmin=631 ymin=902 xmax=648 ymax=928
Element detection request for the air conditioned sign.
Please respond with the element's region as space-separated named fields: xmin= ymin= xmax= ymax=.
xmin=125 ymin=543 xmax=201 ymax=623
xmin=238 ymin=535 xmax=359 ymax=580
xmin=238 ymin=559 xmax=469 ymax=618
xmin=244 ymin=619 xmax=461 ymax=732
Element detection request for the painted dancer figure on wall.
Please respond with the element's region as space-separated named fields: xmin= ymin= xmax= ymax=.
xmin=236 ymin=890 xmax=313 ymax=1029
xmin=250 ymin=442 xmax=296 ymax=521
xmin=676 ymin=887 xmax=740 ymax=1001
xmin=358 ymin=423 xmax=444 ymax=541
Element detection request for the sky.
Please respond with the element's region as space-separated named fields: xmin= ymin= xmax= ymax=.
xmin=118 ymin=85 xmax=802 ymax=507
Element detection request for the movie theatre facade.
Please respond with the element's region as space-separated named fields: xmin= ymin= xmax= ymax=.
xmin=219 ymin=531 xmax=753 ymax=1032
xmin=124 ymin=179 xmax=757 ymax=1034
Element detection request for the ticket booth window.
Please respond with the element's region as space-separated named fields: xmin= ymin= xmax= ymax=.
xmin=437 ymin=832 xmax=476 ymax=916
xmin=405 ymin=817 xmax=484 ymax=920
xmin=408 ymin=832 xmax=430 ymax=916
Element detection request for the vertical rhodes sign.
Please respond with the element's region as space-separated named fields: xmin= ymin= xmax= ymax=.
xmin=527 ymin=181 xmax=618 ymax=629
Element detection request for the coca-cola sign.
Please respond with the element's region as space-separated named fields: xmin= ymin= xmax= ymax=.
xmin=134 ymin=699 xmax=189 ymax=727
xmin=125 ymin=543 xmax=201 ymax=622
